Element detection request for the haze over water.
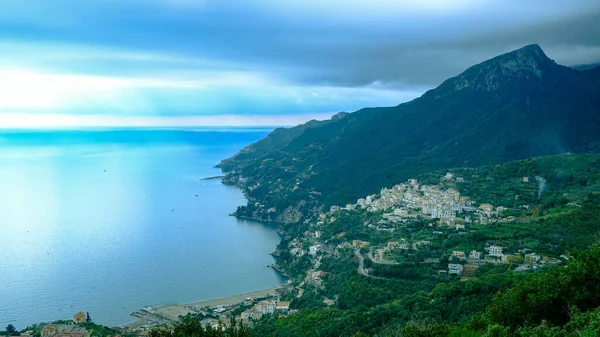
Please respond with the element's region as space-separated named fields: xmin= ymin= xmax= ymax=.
xmin=0 ymin=129 xmax=285 ymax=328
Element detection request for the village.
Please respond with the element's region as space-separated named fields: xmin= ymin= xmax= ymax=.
xmin=328 ymin=173 xmax=507 ymax=227
xmin=16 ymin=294 xmax=295 ymax=337
xmin=117 ymin=287 xmax=294 ymax=335
xmin=285 ymin=173 xmax=560 ymax=290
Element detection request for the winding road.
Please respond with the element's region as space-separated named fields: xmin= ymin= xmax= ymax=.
xmin=355 ymin=249 xmax=386 ymax=280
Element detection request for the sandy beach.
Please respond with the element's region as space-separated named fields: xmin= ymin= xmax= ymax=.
xmin=122 ymin=286 xmax=281 ymax=328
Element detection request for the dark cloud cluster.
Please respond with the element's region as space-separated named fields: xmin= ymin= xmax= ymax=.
xmin=0 ymin=0 xmax=599 ymax=117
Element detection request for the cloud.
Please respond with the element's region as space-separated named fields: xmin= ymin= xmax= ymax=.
xmin=0 ymin=0 xmax=599 ymax=126
xmin=0 ymin=66 xmax=416 ymax=117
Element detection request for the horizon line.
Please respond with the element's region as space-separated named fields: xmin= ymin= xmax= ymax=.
xmin=0 ymin=112 xmax=335 ymax=129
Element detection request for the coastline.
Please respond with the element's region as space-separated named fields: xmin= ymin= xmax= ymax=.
xmin=121 ymin=286 xmax=282 ymax=329
xmin=200 ymin=175 xmax=225 ymax=181
xmin=118 ymin=177 xmax=287 ymax=331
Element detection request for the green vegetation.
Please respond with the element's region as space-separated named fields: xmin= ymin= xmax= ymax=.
xmin=246 ymin=153 xmax=600 ymax=336
xmin=397 ymin=245 xmax=600 ymax=336
xmin=418 ymin=153 xmax=600 ymax=209
xmin=220 ymin=45 xmax=600 ymax=223
xmin=4 ymin=325 xmax=17 ymax=336
xmin=14 ymin=322 xmax=124 ymax=337
xmin=79 ymin=323 xmax=123 ymax=337
xmin=149 ymin=315 xmax=251 ymax=337
xmin=250 ymin=245 xmax=600 ymax=336
xmin=251 ymin=264 xmax=517 ymax=336
xmin=207 ymin=45 xmax=600 ymax=336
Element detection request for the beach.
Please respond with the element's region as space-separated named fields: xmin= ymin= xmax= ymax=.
xmin=122 ymin=286 xmax=282 ymax=329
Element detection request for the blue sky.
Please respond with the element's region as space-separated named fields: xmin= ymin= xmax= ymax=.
xmin=1 ymin=0 xmax=599 ymax=127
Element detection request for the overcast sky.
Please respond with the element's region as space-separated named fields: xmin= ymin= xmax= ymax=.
xmin=1 ymin=0 xmax=599 ymax=127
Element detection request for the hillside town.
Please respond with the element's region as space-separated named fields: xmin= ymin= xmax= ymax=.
xmin=328 ymin=174 xmax=509 ymax=227
xmin=283 ymin=173 xmax=560 ymax=292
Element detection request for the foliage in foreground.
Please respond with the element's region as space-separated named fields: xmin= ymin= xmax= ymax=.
xmin=398 ymin=244 xmax=600 ymax=336
xmin=149 ymin=315 xmax=251 ymax=337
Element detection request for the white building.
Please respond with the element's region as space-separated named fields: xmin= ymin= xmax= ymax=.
xmin=525 ymin=253 xmax=541 ymax=263
xmin=257 ymin=301 xmax=276 ymax=314
xmin=290 ymin=247 xmax=306 ymax=256
xmin=276 ymin=301 xmax=290 ymax=311
xmin=487 ymin=245 xmax=504 ymax=257
xmin=309 ymin=244 xmax=321 ymax=256
xmin=394 ymin=208 xmax=408 ymax=217
xmin=469 ymin=250 xmax=481 ymax=259
xmin=448 ymin=263 xmax=464 ymax=275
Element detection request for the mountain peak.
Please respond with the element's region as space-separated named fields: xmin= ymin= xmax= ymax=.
xmin=496 ymin=44 xmax=552 ymax=68
xmin=517 ymin=43 xmax=545 ymax=55
xmin=434 ymin=44 xmax=558 ymax=93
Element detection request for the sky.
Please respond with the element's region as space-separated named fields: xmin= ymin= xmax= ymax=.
xmin=0 ymin=0 xmax=599 ymax=128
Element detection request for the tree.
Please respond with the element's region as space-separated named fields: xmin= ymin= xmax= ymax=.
xmin=485 ymin=244 xmax=600 ymax=330
xmin=149 ymin=315 xmax=252 ymax=337
xmin=5 ymin=325 xmax=16 ymax=336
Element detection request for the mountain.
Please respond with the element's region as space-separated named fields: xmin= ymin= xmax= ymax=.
xmin=571 ymin=62 xmax=600 ymax=71
xmin=219 ymin=44 xmax=600 ymax=223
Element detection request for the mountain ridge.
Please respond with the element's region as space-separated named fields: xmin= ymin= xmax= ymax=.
xmin=219 ymin=44 xmax=600 ymax=224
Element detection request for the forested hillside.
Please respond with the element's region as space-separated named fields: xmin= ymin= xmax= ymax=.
xmin=219 ymin=45 xmax=600 ymax=224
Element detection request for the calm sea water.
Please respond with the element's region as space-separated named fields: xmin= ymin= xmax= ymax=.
xmin=0 ymin=128 xmax=285 ymax=328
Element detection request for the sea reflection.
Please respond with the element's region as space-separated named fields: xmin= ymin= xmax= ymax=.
xmin=0 ymin=130 xmax=282 ymax=327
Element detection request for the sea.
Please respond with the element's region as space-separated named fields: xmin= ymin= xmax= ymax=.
xmin=0 ymin=128 xmax=285 ymax=328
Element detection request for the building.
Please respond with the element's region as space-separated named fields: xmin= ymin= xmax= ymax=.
xmin=200 ymin=318 xmax=219 ymax=329
xmin=487 ymin=245 xmax=504 ymax=257
xmin=241 ymin=309 xmax=263 ymax=321
xmin=41 ymin=325 xmax=90 ymax=337
xmin=452 ymin=251 xmax=466 ymax=260
xmin=243 ymin=300 xmax=289 ymax=321
xmin=276 ymin=301 xmax=290 ymax=311
xmin=290 ymin=247 xmax=306 ymax=256
xmin=440 ymin=209 xmax=456 ymax=219
xmin=309 ymin=244 xmax=321 ymax=256
xmin=393 ymin=208 xmax=408 ymax=217
xmin=73 ymin=312 xmax=86 ymax=323
xmin=352 ymin=240 xmax=369 ymax=248
xmin=387 ymin=241 xmax=402 ymax=249
xmin=469 ymin=250 xmax=481 ymax=259
xmin=479 ymin=203 xmax=494 ymax=213
xmin=257 ymin=301 xmax=276 ymax=314
xmin=323 ymin=298 xmax=335 ymax=306
xmin=525 ymin=253 xmax=541 ymax=263
xmin=448 ymin=263 xmax=464 ymax=275
xmin=311 ymin=270 xmax=327 ymax=281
